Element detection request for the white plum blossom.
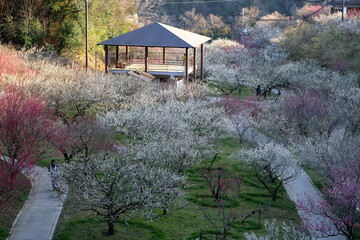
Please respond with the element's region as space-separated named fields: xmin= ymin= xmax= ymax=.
xmin=2 ymin=58 xmax=152 ymax=123
xmin=101 ymin=100 xmax=227 ymax=214
xmin=275 ymin=60 xmax=358 ymax=91
xmin=244 ymin=219 xmax=311 ymax=240
xmin=62 ymin=150 xmax=185 ymax=235
xmin=102 ymin=99 xmax=227 ymax=169
xmin=239 ymin=142 xmax=300 ymax=201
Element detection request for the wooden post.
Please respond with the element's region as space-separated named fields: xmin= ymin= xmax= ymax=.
xmin=162 ymin=47 xmax=166 ymax=64
xmin=193 ymin=47 xmax=196 ymax=81
xmin=145 ymin=46 xmax=149 ymax=72
xmin=95 ymin=51 xmax=97 ymax=70
xmin=85 ymin=0 xmax=88 ymax=69
xmin=200 ymin=44 xmax=204 ymax=81
xmin=115 ymin=46 xmax=119 ymax=68
xmin=125 ymin=46 xmax=129 ymax=63
xmin=104 ymin=45 xmax=108 ymax=73
xmin=185 ymin=48 xmax=189 ymax=85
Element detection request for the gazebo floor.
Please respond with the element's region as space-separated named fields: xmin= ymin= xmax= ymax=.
xmin=110 ymin=63 xmax=194 ymax=79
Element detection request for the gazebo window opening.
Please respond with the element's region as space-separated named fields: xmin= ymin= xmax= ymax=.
xmin=108 ymin=47 xmax=193 ymax=70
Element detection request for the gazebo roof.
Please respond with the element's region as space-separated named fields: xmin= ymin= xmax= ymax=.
xmin=97 ymin=22 xmax=211 ymax=48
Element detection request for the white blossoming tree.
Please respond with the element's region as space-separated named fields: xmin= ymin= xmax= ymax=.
xmin=62 ymin=150 xmax=185 ymax=235
xmin=245 ymin=219 xmax=311 ymax=240
xmin=204 ymin=39 xmax=289 ymax=94
xmin=239 ymin=142 xmax=300 ymax=201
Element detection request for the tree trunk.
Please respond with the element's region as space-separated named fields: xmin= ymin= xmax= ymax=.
xmin=163 ymin=208 xmax=167 ymax=215
xmin=107 ymin=220 xmax=115 ymax=235
xmin=62 ymin=152 xmax=72 ymax=163
xmin=272 ymin=188 xmax=278 ymax=201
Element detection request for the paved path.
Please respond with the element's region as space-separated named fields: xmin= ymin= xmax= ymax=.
xmin=8 ymin=166 xmax=66 ymax=240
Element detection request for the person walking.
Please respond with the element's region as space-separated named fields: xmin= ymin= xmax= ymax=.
xmin=49 ymin=160 xmax=61 ymax=191
xmin=256 ymin=85 xmax=262 ymax=100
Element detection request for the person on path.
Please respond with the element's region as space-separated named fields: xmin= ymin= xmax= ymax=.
xmin=256 ymin=85 xmax=262 ymax=100
xmin=49 ymin=160 xmax=60 ymax=191
xmin=274 ymin=89 xmax=281 ymax=100
xmin=262 ymin=87 xmax=269 ymax=98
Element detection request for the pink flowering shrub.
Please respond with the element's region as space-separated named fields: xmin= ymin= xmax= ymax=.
xmin=282 ymin=93 xmax=326 ymax=136
xmin=201 ymin=166 xmax=242 ymax=239
xmin=297 ymin=156 xmax=360 ymax=240
xmin=0 ymin=47 xmax=32 ymax=81
xmin=0 ymin=86 xmax=58 ymax=208
xmin=218 ymin=96 xmax=261 ymax=117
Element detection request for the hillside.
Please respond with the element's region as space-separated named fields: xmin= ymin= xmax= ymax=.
xmin=137 ymin=0 xmax=308 ymax=38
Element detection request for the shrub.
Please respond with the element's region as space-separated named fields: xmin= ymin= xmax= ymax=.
xmin=281 ymin=16 xmax=360 ymax=72
xmin=0 ymin=47 xmax=32 ymax=81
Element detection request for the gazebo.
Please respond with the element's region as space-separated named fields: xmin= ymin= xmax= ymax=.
xmin=97 ymin=22 xmax=211 ymax=84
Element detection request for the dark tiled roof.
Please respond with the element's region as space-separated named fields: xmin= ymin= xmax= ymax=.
xmin=98 ymin=22 xmax=211 ymax=48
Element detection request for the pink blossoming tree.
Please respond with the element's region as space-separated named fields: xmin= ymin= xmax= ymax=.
xmin=0 ymin=86 xmax=56 ymax=208
xmin=297 ymin=156 xmax=360 ymax=240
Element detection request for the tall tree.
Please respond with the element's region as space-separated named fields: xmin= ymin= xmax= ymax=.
xmin=239 ymin=142 xmax=300 ymax=201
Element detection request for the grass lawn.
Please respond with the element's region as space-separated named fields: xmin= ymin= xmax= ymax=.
xmin=0 ymin=174 xmax=31 ymax=240
xmin=207 ymin=84 xmax=255 ymax=99
xmin=303 ymin=167 xmax=323 ymax=192
xmin=53 ymin=137 xmax=300 ymax=240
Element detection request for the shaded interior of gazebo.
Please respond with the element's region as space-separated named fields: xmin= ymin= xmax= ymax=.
xmin=97 ymin=22 xmax=211 ymax=84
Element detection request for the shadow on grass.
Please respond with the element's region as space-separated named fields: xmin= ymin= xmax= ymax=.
xmin=0 ymin=226 xmax=9 ymax=240
xmin=187 ymin=194 xmax=240 ymax=208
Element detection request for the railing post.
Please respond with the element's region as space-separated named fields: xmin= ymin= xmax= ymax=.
xmin=85 ymin=0 xmax=88 ymax=69
xmin=163 ymin=47 xmax=166 ymax=64
xmin=200 ymin=44 xmax=204 ymax=81
xmin=126 ymin=46 xmax=129 ymax=63
xmin=145 ymin=46 xmax=149 ymax=72
xmin=193 ymin=47 xmax=196 ymax=81
xmin=104 ymin=45 xmax=108 ymax=73
xmin=115 ymin=46 xmax=119 ymax=68
xmin=185 ymin=48 xmax=189 ymax=85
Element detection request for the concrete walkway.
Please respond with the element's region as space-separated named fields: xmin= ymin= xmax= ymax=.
xmin=8 ymin=166 xmax=66 ymax=240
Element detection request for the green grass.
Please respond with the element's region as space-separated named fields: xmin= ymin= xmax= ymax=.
xmin=37 ymin=158 xmax=64 ymax=168
xmin=207 ymin=84 xmax=255 ymax=99
xmin=53 ymin=137 xmax=300 ymax=240
xmin=303 ymin=167 xmax=323 ymax=191
xmin=55 ymin=218 xmax=166 ymax=240
xmin=207 ymin=84 xmax=281 ymax=101
xmin=0 ymin=174 xmax=31 ymax=240
xmin=114 ymin=133 xmax=129 ymax=142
